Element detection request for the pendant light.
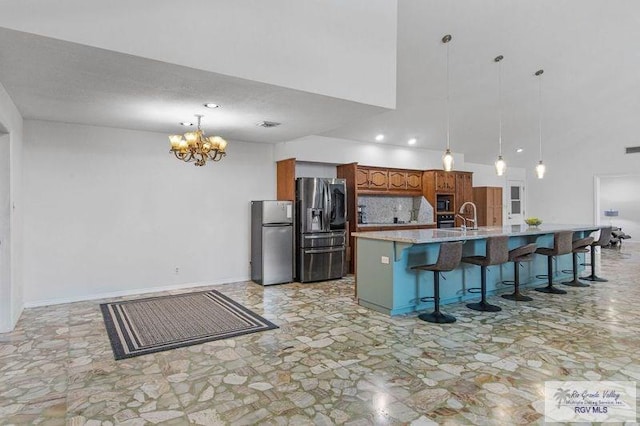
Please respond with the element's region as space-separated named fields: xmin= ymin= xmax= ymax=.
xmin=494 ymin=55 xmax=506 ymax=176
xmin=535 ymin=69 xmax=546 ymax=179
xmin=441 ymin=34 xmax=454 ymax=172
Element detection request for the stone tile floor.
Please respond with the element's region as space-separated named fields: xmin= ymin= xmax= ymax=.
xmin=1 ymin=243 xmax=639 ymax=425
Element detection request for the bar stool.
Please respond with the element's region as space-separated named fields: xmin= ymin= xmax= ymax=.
xmin=581 ymin=227 xmax=612 ymax=282
xmin=462 ymin=236 xmax=509 ymax=312
xmin=502 ymin=243 xmax=538 ymax=302
xmin=411 ymin=241 xmax=464 ymax=324
xmin=562 ymin=236 xmax=595 ymax=287
xmin=534 ymin=231 xmax=573 ymax=294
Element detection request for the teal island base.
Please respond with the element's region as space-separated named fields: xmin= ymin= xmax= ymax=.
xmin=353 ymin=225 xmax=598 ymax=316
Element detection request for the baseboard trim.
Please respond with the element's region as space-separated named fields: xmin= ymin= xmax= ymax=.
xmin=23 ymin=276 xmax=251 ymax=308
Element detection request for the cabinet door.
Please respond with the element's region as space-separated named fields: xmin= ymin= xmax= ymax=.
xmin=434 ymin=171 xmax=445 ymax=191
xmin=436 ymin=171 xmax=454 ymax=192
xmin=356 ymin=168 xmax=369 ymax=189
xmin=491 ymin=187 xmax=503 ymax=226
xmin=456 ymin=173 xmax=474 ymax=217
xmin=447 ymin=173 xmax=456 ymax=192
xmin=368 ymin=170 xmax=388 ymax=189
xmin=406 ymin=172 xmax=422 ymax=191
xmin=388 ymin=171 xmax=407 ymax=190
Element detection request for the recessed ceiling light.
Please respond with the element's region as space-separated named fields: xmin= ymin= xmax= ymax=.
xmin=408 ymin=138 xmax=417 ymax=145
xmin=516 ymin=148 xmax=524 ymax=153
xmin=375 ymin=134 xmax=385 ymax=142
xmin=204 ymin=103 xmax=220 ymax=109
xmin=180 ymin=121 xmax=193 ymax=126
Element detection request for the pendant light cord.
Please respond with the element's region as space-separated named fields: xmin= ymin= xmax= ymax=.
xmin=446 ymin=40 xmax=451 ymax=151
xmin=498 ymin=58 xmax=503 ymax=156
xmin=538 ymin=74 xmax=543 ymax=162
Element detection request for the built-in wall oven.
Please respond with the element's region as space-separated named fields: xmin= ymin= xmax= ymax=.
xmin=437 ymin=214 xmax=455 ymax=229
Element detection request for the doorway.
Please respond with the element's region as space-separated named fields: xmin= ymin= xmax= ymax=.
xmin=506 ymin=180 xmax=526 ymax=225
xmin=595 ymin=174 xmax=640 ymax=239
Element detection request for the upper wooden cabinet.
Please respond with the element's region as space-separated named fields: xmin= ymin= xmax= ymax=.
xmin=354 ymin=166 xmax=422 ymax=194
xmin=357 ymin=167 xmax=388 ymax=190
xmin=356 ymin=167 xmax=370 ymax=189
xmin=406 ymin=172 xmax=422 ymax=191
xmin=434 ymin=171 xmax=456 ymax=192
xmin=388 ymin=170 xmax=423 ymax=192
xmin=388 ymin=171 xmax=406 ymax=190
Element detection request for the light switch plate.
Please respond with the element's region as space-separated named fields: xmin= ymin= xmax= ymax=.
xmin=381 ymin=256 xmax=390 ymax=264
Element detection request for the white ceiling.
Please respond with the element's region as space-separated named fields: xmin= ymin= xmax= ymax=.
xmin=323 ymin=0 xmax=640 ymax=166
xmin=0 ymin=28 xmax=387 ymax=142
xmin=1 ymin=0 xmax=640 ymax=166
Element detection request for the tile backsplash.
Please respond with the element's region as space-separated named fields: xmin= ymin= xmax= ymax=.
xmin=358 ymin=195 xmax=434 ymax=224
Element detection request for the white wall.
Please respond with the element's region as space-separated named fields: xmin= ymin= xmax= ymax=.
xmin=0 ymin=0 xmax=397 ymax=109
xmin=22 ymin=120 xmax=274 ymax=306
xmin=275 ymin=135 xmax=465 ymax=170
xmin=295 ymin=162 xmax=337 ymax=179
xmin=465 ymin=162 xmax=527 ymax=224
xmin=0 ymin=82 xmax=23 ymax=332
xmin=527 ymin=139 xmax=640 ymax=224
xmin=598 ymin=174 xmax=640 ymax=238
xmin=0 ymin=134 xmax=10 ymax=330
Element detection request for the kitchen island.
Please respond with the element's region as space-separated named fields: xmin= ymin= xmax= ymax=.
xmin=352 ymin=224 xmax=600 ymax=316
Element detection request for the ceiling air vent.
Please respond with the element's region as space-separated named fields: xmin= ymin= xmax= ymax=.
xmin=625 ymin=146 xmax=640 ymax=154
xmin=256 ymin=121 xmax=281 ymax=128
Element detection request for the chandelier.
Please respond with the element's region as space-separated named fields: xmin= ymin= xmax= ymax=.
xmin=169 ymin=114 xmax=227 ymax=166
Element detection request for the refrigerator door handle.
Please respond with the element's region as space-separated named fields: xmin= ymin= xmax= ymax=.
xmin=304 ymin=247 xmax=345 ymax=254
xmin=323 ymin=180 xmax=330 ymax=231
xmin=304 ymin=234 xmax=335 ymax=239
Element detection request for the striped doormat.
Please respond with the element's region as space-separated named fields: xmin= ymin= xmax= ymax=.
xmin=100 ymin=290 xmax=278 ymax=360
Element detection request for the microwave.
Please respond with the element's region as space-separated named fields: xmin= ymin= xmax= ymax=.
xmin=436 ymin=199 xmax=451 ymax=212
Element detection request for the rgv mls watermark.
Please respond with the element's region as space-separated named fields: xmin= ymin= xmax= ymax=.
xmin=544 ymin=381 xmax=636 ymax=423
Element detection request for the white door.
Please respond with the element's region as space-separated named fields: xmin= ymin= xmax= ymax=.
xmin=506 ymin=180 xmax=525 ymax=225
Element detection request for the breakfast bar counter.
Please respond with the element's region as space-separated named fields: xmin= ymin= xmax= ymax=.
xmin=352 ymin=224 xmax=599 ymax=315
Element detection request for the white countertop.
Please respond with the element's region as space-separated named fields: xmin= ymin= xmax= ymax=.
xmin=357 ymin=222 xmax=436 ymax=228
xmin=352 ymin=224 xmax=600 ymax=244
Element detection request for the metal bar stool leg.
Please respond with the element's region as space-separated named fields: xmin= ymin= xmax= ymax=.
xmin=535 ymin=256 xmax=567 ymax=294
xmin=466 ymin=266 xmax=502 ymax=312
xmin=418 ymin=271 xmax=456 ymax=324
xmin=581 ymin=245 xmax=608 ymax=282
xmin=562 ymin=252 xmax=590 ymax=287
xmin=502 ymin=261 xmax=533 ymax=301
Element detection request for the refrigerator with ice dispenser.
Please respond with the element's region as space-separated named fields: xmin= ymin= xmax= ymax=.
xmin=295 ymin=178 xmax=347 ymax=282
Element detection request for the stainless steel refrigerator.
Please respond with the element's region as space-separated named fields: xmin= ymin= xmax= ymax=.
xmin=295 ymin=178 xmax=347 ymax=282
xmin=251 ymin=200 xmax=293 ymax=285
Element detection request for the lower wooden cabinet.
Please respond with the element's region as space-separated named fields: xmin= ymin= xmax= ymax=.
xmin=473 ymin=186 xmax=503 ymax=226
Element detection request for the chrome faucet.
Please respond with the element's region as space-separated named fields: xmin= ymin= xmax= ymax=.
xmin=459 ymin=201 xmax=478 ymax=230
xmin=455 ymin=213 xmax=468 ymax=230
